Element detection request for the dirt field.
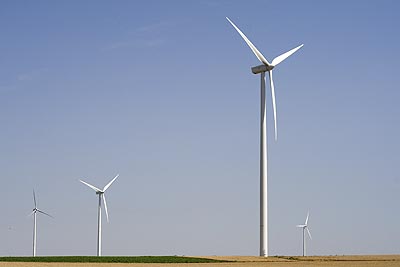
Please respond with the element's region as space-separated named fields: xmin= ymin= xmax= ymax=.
xmin=0 ymin=255 xmax=399 ymax=267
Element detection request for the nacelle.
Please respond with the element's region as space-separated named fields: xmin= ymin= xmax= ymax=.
xmin=251 ymin=64 xmax=274 ymax=74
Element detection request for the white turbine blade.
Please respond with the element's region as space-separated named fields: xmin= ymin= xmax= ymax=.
xmin=28 ymin=210 xmax=35 ymax=217
xmin=79 ymin=180 xmax=101 ymax=192
xmin=306 ymin=227 xmax=312 ymax=240
xmin=33 ymin=189 xmax=37 ymax=209
xmin=305 ymin=212 xmax=309 ymax=225
xmin=103 ymin=174 xmax=119 ymax=192
xmin=269 ymin=71 xmax=278 ymax=141
xmin=102 ymin=194 xmax=109 ymax=223
xmin=226 ymin=17 xmax=271 ymax=66
xmin=296 ymin=225 xmax=305 ymax=228
xmin=37 ymin=209 xmax=54 ymax=219
xmin=271 ymin=44 xmax=303 ymax=66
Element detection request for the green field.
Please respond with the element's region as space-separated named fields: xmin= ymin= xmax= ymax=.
xmin=0 ymin=256 xmax=227 ymax=263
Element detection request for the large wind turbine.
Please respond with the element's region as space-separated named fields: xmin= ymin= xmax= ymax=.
xmin=296 ymin=212 xmax=312 ymax=256
xmin=29 ymin=189 xmax=53 ymax=257
xmin=80 ymin=174 xmax=119 ymax=256
xmin=226 ymin=17 xmax=303 ymax=257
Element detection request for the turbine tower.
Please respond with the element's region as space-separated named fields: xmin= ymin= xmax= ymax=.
xmin=29 ymin=189 xmax=53 ymax=257
xmin=80 ymin=174 xmax=119 ymax=256
xmin=226 ymin=17 xmax=303 ymax=257
xmin=296 ymin=212 xmax=312 ymax=256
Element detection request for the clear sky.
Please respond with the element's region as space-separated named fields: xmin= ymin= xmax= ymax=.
xmin=0 ymin=0 xmax=399 ymax=257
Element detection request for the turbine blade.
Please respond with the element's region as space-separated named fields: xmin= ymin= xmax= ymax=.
xmin=33 ymin=189 xmax=37 ymax=209
xmin=103 ymin=174 xmax=119 ymax=192
xmin=307 ymin=227 xmax=312 ymax=240
xmin=296 ymin=225 xmax=304 ymax=228
xmin=79 ymin=180 xmax=101 ymax=192
xmin=103 ymin=194 xmax=109 ymax=223
xmin=269 ymin=71 xmax=278 ymax=141
xmin=271 ymin=44 xmax=303 ymax=66
xmin=305 ymin=212 xmax=309 ymax=225
xmin=37 ymin=209 xmax=54 ymax=219
xmin=27 ymin=210 xmax=35 ymax=217
xmin=226 ymin=17 xmax=271 ymax=66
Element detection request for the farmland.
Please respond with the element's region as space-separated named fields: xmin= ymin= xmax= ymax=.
xmin=0 ymin=255 xmax=399 ymax=267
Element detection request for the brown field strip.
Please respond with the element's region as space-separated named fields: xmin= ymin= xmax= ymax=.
xmin=0 ymin=255 xmax=399 ymax=267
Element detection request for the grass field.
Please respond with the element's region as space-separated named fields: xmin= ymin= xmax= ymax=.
xmin=0 ymin=255 xmax=399 ymax=266
xmin=0 ymin=256 xmax=224 ymax=263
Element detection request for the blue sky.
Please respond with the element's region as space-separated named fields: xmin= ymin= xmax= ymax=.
xmin=0 ymin=0 xmax=399 ymax=256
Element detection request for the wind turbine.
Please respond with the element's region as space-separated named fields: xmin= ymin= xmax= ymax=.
xmin=79 ymin=174 xmax=119 ymax=256
xmin=296 ymin=212 xmax=312 ymax=256
xmin=29 ymin=189 xmax=53 ymax=257
xmin=226 ymin=17 xmax=303 ymax=257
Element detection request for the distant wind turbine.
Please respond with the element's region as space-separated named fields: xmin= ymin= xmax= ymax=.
xmin=226 ymin=17 xmax=303 ymax=257
xmin=296 ymin=212 xmax=312 ymax=256
xmin=29 ymin=189 xmax=53 ymax=257
xmin=80 ymin=174 xmax=119 ymax=256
